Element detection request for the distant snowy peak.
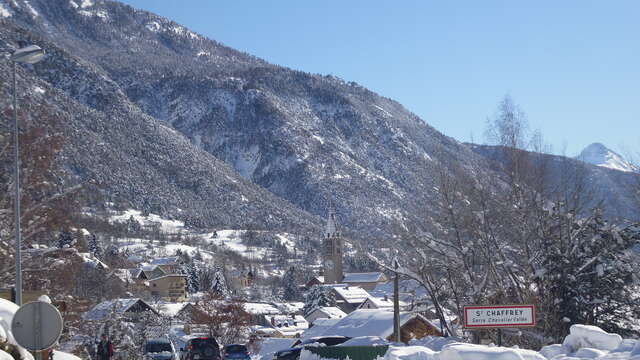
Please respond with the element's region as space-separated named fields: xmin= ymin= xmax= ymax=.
xmin=577 ymin=143 xmax=638 ymax=173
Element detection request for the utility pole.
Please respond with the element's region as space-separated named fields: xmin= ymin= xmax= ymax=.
xmin=392 ymin=258 xmax=401 ymax=343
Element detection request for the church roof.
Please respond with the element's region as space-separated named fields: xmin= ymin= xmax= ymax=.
xmin=343 ymin=272 xmax=386 ymax=283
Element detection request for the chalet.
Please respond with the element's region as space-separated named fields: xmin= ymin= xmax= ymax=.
xmin=228 ymin=268 xmax=253 ymax=289
xmin=244 ymin=302 xmax=281 ymax=325
xmin=342 ymin=272 xmax=387 ymax=291
xmin=83 ymin=298 xmax=158 ymax=321
xmin=305 ymin=276 xmax=325 ymax=289
xmin=297 ymin=318 xmax=341 ymax=343
xmin=307 ymin=309 xmax=442 ymax=343
xmin=107 ymin=268 xmax=148 ymax=296
xmin=305 ymin=307 xmax=347 ymax=324
xmin=330 ymin=285 xmax=370 ymax=313
xmin=141 ymin=265 xmax=166 ymax=280
xmin=149 ymin=257 xmax=181 ymax=274
xmin=148 ymin=274 xmax=187 ymax=302
xmin=358 ymin=296 xmax=411 ymax=311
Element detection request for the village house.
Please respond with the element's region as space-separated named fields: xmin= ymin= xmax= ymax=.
xmin=304 ymin=306 xmax=347 ymax=324
xmin=304 ymin=309 xmax=442 ymax=343
xmin=227 ymin=268 xmax=254 ymax=289
xmin=330 ymin=285 xmax=371 ymax=313
xmin=305 ymin=276 xmax=325 ymax=290
xmin=342 ymin=272 xmax=388 ymax=291
xmin=107 ymin=268 xmax=149 ymax=296
xmin=149 ymin=257 xmax=181 ymax=274
xmin=358 ymin=296 xmax=410 ymax=310
xmin=148 ymin=274 xmax=187 ymax=302
xmin=83 ymin=298 xmax=159 ymax=322
xmin=244 ymin=302 xmax=281 ymax=326
xmin=141 ymin=264 xmax=166 ymax=279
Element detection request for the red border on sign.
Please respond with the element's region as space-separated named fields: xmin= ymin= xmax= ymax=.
xmin=463 ymin=305 xmax=536 ymax=328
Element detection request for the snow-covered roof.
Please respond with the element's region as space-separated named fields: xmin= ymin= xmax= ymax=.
xmin=370 ymin=279 xmax=430 ymax=304
xmin=109 ymin=268 xmax=143 ymax=282
xmin=315 ymin=309 xmax=426 ymax=338
xmin=156 ymin=302 xmax=191 ymax=317
xmin=332 ymin=285 xmax=370 ymax=304
xmin=300 ymin=318 xmax=341 ymax=342
xmin=148 ymin=274 xmax=186 ymax=282
xmin=150 ymin=256 xmax=179 ymax=265
xmin=83 ymin=298 xmax=155 ymax=321
xmin=361 ymin=296 xmax=396 ymax=309
xmin=79 ymin=252 xmax=109 ymax=269
xmin=343 ymin=272 xmax=386 ymax=283
xmin=273 ymin=302 xmax=305 ymax=314
xmin=244 ymin=302 xmax=281 ymax=315
xmin=141 ymin=264 xmax=161 ymax=272
xmin=310 ymin=307 xmax=347 ymax=319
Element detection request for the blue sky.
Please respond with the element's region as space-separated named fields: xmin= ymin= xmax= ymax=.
xmin=120 ymin=0 xmax=639 ymax=156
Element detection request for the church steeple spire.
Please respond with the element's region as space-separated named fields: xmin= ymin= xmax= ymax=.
xmin=322 ymin=201 xmax=343 ymax=284
xmin=325 ymin=202 xmax=339 ymax=239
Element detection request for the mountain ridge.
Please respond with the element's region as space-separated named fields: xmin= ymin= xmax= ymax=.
xmin=576 ymin=142 xmax=638 ymax=173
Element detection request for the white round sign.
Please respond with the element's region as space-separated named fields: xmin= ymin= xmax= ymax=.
xmin=11 ymin=301 xmax=63 ymax=351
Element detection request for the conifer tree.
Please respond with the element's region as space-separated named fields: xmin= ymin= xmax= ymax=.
xmin=282 ymin=266 xmax=302 ymax=301
xmin=88 ymin=234 xmax=103 ymax=259
xmin=211 ymin=266 xmax=230 ymax=298
xmin=302 ymin=285 xmax=337 ymax=316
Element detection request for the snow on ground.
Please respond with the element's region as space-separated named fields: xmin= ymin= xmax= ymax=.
xmin=257 ymin=338 xmax=297 ymax=360
xmin=110 ymin=209 xmax=185 ymax=233
xmin=298 ymin=324 xmax=640 ymax=360
xmin=0 ymin=299 xmax=34 ymax=360
xmin=51 ymin=351 xmax=82 ymax=360
xmin=203 ymin=229 xmax=297 ymax=259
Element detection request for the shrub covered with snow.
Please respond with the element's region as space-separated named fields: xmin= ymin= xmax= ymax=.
xmin=562 ymin=324 xmax=623 ymax=352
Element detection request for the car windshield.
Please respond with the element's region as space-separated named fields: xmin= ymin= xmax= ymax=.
xmin=146 ymin=342 xmax=172 ymax=353
xmin=225 ymin=345 xmax=247 ymax=353
xmin=191 ymin=338 xmax=218 ymax=349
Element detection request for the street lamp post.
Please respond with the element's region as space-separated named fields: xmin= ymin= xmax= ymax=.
xmin=9 ymin=44 xmax=45 ymax=306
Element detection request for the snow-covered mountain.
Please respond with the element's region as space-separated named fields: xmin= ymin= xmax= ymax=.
xmin=0 ymin=0 xmax=501 ymax=240
xmin=471 ymin=144 xmax=640 ymax=222
xmin=577 ymin=143 xmax=639 ymax=173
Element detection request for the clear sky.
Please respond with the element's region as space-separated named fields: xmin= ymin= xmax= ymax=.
xmin=119 ymin=0 xmax=639 ymax=156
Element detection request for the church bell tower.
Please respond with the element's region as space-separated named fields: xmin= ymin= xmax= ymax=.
xmin=322 ymin=205 xmax=343 ymax=284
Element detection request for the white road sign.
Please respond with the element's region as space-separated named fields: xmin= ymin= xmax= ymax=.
xmin=464 ymin=305 xmax=536 ymax=328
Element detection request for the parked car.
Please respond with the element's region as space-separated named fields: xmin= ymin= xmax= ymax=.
xmin=144 ymin=338 xmax=179 ymax=360
xmin=222 ymin=344 xmax=250 ymax=360
xmin=273 ymin=336 xmax=350 ymax=360
xmin=181 ymin=337 xmax=221 ymax=360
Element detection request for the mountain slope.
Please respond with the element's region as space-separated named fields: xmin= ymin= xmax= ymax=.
xmin=0 ymin=0 xmax=503 ymax=239
xmin=0 ymin=19 xmax=322 ymax=236
xmin=470 ymin=144 xmax=640 ymax=222
xmin=576 ymin=143 xmax=639 ymax=173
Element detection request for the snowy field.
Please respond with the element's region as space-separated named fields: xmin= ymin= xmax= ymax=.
xmin=109 ymin=209 xmax=299 ymax=263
